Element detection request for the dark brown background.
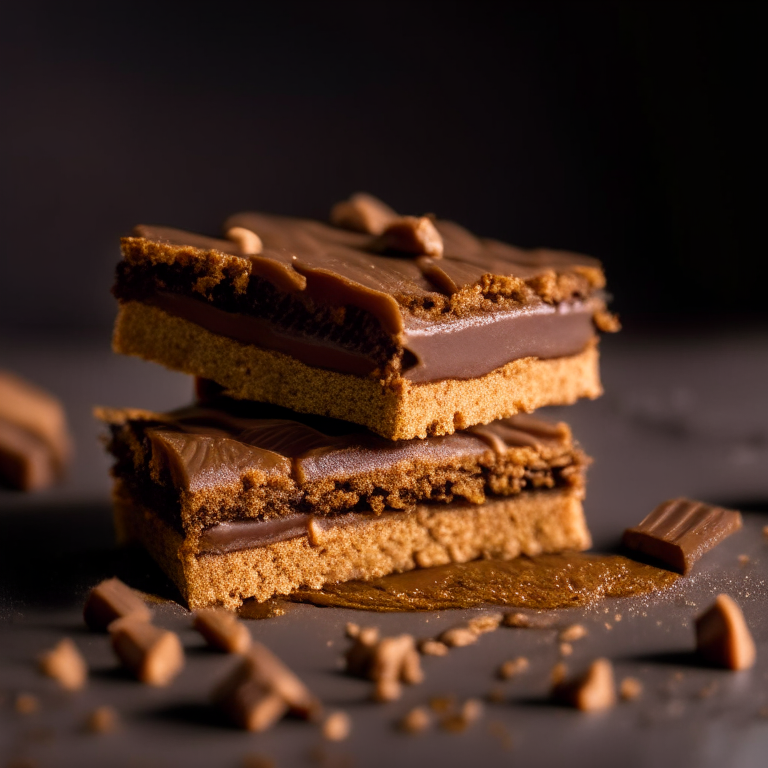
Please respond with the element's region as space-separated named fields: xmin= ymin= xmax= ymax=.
xmin=1 ymin=1 xmax=765 ymax=337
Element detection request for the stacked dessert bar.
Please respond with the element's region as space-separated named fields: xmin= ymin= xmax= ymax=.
xmin=101 ymin=194 xmax=617 ymax=609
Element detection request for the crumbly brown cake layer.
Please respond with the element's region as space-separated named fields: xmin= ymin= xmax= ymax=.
xmin=113 ymin=481 xmax=591 ymax=609
xmin=113 ymin=301 xmax=603 ymax=440
xmin=98 ymin=397 xmax=588 ymax=542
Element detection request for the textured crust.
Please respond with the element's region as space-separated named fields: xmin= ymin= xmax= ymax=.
xmin=113 ymin=481 xmax=591 ymax=610
xmin=113 ymin=301 xmax=603 ymax=441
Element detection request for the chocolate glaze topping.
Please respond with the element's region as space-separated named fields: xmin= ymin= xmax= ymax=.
xmin=118 ymin=195 xmax=613 ymax=384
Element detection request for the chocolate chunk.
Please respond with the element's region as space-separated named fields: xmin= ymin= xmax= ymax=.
xmin=378 ymin=216 xmax=444 ymax=258
xmin=212 ymin=642 xmax=320 ymax=730
xmin=622 ymin=498 xmax=742 ymax=574
xmin=330 ymin=193 xmax=398 ymax=235
xmin=0 ymin=371 xmax=71 ymax=490
xmin=109 ymin=619 xmax=184 ymax=686
xmin=193 ymin=608 xmax=252 ymax=654
xmin=83 ymin=578 xmax=152 ymax=631
xmin=552 ymin=658 xmax=616 ymax=711
xmin=38 ymin=638 xmax=88 ymax=691
xmin=695 ymin=594 xmax=756 ymax=670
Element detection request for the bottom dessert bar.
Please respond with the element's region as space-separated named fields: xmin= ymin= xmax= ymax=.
xmin=113 ymin=481 xmax=590 ymax=609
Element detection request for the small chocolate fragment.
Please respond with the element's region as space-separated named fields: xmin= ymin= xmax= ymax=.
xmin=418 ymin=639 xmax=449 ymax=657
xmin=38 ymin=638 xmax=88 ymax=691
xmin=467 ymin=613 xmax=503 ymax=635
xmin=439 ymin=626 xmax=478 ymax=648
xmin=552 ymin=658 xmax=616 ymax=712
xmin=212 ymin=642 xmax=321 ymax=731
xmin=378 ymin=216 xmax=444 ymax=258
xmin=85 ymin=706 xmax=119 ymax=733
xmin=109 ymin=619 xmax=184 ymax=686
xmin=622 ymin=498 xmax=742 ymax=574
xmin=344 ymin=630 xmax=423 ymax=702
xmin=695 ymin=594 xmax=756 ymax=670
xmin=498 ymin=657 xmax=529 ymax=680
xmin=330 ymin=193 xmax=398 ymax=235
xmin=559 ymin=624 xmax=588 ymax=643
xmin=322 ymin=711 xmax=351 ymax=742
xmin=399 ymin=706 xmax=431 ymax=733
xmin=193 ymin=608 xmax=252 ymax=654
xmin=83 ymin=577 xmax=152 ymax=631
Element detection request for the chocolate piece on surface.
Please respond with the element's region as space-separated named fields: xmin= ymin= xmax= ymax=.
xmin=38 ymin=638 xmax=88 ymax=691
xmin=322 ymin=711 xmax=351 ymax=741
xmin=0 ymin=371 xmax=71 ymax=490
xmin=622 ymin=498 xmax=742 ymax=574
xmin=695 ymin=594 xmax=756 ymax=670
xmin=212 ymin=642 xmax=320 ymax=730
xmin=112 ymin=196 xmax=615 ymax=440
xmin=98 ymin=401 xmax=588 ymax=539
xmin=552 ymin=658 xmax=616 ymax=711
xmin=193 ymin=608 xmax=252 ymax=654
xmin=83 ymin=577 xmax=152 ymax=631
xmin=109 ymin=619 xmax=184 ymax=686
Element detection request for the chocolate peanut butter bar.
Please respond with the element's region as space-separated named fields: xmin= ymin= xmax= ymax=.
xmin=112 ymin=194 xmax=617 ymax=440
xmin=0 ymin=371 xmax=72 ymax=490
xmin=98 ymin=401 xmax=590 ymax=608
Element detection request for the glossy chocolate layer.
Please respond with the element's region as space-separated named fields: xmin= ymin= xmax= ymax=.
xmin=119 ymin=197 xmax=611 ymax=384
xmin=145 ymin=290 xmax=598 ymax=382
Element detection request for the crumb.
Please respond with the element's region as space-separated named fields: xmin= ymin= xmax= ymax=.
xmin=429 ymin=695 xmax=456 ymax=714
xmin=503 ymin=612 xmax=555 ymax=629
xmin=498 ymin=657 xmax=529 ymax=680
xmin=738 ymin=554 xmax=750 ymax=566
xmin=758 ymin=706 xmax=768 ymax=719
xmin=38 ymin=638 xmax=88 ymax=690
xmin=672 ymin=671 xmax=684 ymax=682
xmin=345 ymin=622 xmax=360 ymax=639
xmin=614 ymin=614 xmax=622 ymax=622
xmin=418 ymin=639 xmax=449 ymax=656
xmin=559 ymin=624 xmax=587 ymax=643
xmin=763 ymin=525 xmax=768 ymax=538
xmin=399 ymin=706 xmax=431 ymax=733
xmin=322 ymin=711 xmax=351 ymax=742
xmin=85 ymin=706 xmax=119 ymax=733
xmin=486 ymin=687 xmax=506 ymax=704
xmin=487 ymin=720 xmax=513 ymax=750
xmin=619 ymin=677 xmax=643 ymax=701
xmin=14 ymin=694 xmax=40 ymax=715
xmin=439 ymin=627 xmax=478 ymax=648
xmin=467 ymin=613 xmax=502 ymax=635
xmin=604 ymin=623 xmax=613 ymax=631
xmin=193 ymin=607 xmax=251 ymax=654
xmin=441 ymin=698 xmax=483 ymax=732
xmin=550 ymin=662 xmax=568 ymax=687
xmin=698 ymin=682 xmax=718 ymax=699
xmin=552 ymin=658 xmax=616 ymax=712
xmin=560 ymin=643 xmax=573 ymax=657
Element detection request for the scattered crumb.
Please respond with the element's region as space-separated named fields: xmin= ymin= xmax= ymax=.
xmin=604 ymin=623 xmax=613 ymax=631
xmin=418 ymin=639 xmax=449 ymax=657
xmin=441 ymin=699 xmax=483 ymax=732
xmin=620 ymin=677 xmax=643 ymax=701
xmin=345 ymin=623 xmax=360 ymax=639
xmin=467 ymin=613 xmax=502 ymax=635
xmin=552 ymin=659 xmax=616 ymax=712
xmin=487 ymin=720 xmax=513 ymax=750
xmin=439 ymin=626 xmax=478 ymax=648
xmin=503 ymin=612 xmax=555 ymax=629
xmin=550 ymin=662 xmax=568 ymax=686
xmin=672 ymin=671 xmax=684 ymax=682
xmin=14 ymin=694 xmax=40 ymax=715
xmin=560 ymin=643 xmax=573 ymax=657
xmin=322 ymin=711 xmax=351 ymax=742
xmin=399 ymin=706 xmax=431 ymax=734
xmin=498 ymin=657 xmax=529 ymax=680
xmin=38 ymin=638 xmax=88 ymax=690
xmin=429 ymin=695 xmax=456 ymax=714
xmin=698 ymin=682 xmax=718 ymax=699
xmin=738 ymin=554 xmax=750 ymax=566
xmin=559 ymin=624 xmax=587 ymax=643
xmin=614 ymin=614 xmax=622 ymax=622
xmin=85 ymin=706 xmax=119 ymax=733
xmin=486 ymin=687 xmax=506 ymax=704
xmin=762 ymin=525 xmax=768 ymax=539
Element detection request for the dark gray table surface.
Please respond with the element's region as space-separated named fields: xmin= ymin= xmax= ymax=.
xmin=2 ymin=329 xmax=767 ymax=768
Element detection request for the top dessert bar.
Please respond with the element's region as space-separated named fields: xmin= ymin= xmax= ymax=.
xmin=112 ymin=194 xmax=617 ymax=440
